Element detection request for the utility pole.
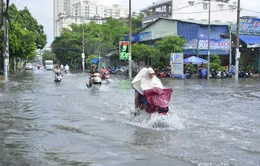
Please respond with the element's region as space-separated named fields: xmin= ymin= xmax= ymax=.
xmin=98 ymin=32 xmax=100 ymax=70
xmin=128 ymin=0 xmax=132 ymax=79
xmin=82 ymin=28 xmax=85 ymax=73
xmin=235 ymin=0 xmax=241 ymax=80
xmin=3 ymin=0 xmax=9 ymax=79
xmin=229 ymin=24 xmax=232 ymax=72
xmin=0 ymin=0 xmax=3 ymax=74
xmin=207 ymin=0 xmax=211 ymax=80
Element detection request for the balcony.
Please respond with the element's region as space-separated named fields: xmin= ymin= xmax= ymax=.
xmin=142 ymin=13 xmax=170 ymax=23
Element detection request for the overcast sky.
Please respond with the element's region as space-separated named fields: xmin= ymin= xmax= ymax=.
xmin=11 ymin=0 xmax=260 ymax=48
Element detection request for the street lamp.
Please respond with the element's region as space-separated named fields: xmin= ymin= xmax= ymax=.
xmin=207 ymin=0 xmax=211 ymax=80
xmin=128 ymin=0 xmax=132 ymax=79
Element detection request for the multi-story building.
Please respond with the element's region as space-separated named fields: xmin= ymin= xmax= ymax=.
xmin=53 ymin=0 xmax=140 ymax=37
xmin=141 ymin=0 xmax=237 ymax=27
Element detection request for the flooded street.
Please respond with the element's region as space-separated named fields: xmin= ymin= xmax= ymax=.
xmin=0 ymin=69 xmax=260 ymax=166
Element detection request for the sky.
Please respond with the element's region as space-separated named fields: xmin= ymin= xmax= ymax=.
xmin=11 ymin=0 xmax=260 ymax=48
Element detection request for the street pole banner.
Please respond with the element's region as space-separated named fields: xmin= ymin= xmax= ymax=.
xmin=171 ymin=53 xmax=184 ymax=79
xmin=119 ymin=41 xmax=129 ymax=60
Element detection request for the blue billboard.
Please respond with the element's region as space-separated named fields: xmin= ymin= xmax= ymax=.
xmin=124 ymin=31 xmax=152 ymax=42
xmin=232 ymin=17 xmax=260 ymax=34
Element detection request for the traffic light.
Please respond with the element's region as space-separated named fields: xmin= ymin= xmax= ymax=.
xmin=119 ymin=41 xmax=129 ymax=60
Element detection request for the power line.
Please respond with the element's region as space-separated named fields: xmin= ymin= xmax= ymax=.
xmin=242 ymin=9 xmax=260 ymax=14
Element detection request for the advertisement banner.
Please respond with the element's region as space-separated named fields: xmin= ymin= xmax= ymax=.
xmin=170 ymin=53 xmax=184 ymax=79
xmin=232 ymin=17 xmax=260 ymax=34
xmin=124 ymin=31 xmax=152 ymax=42
xmin=199 ymin=39 xmax=230 ymax=50
xmin=184 ymin=39 xmax=230 ymax=50
xmin=184 ymin=39 xmax=197 ymax=49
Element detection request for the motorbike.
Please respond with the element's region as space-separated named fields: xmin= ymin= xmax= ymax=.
xmin=87 ymin=73 xmax=102 ymax=88
xmin=185 ymin=69 xmax=192 ymax=79
xmin=101 ymin=71 xmax=110 ymax=80
xmin=54 ymin=73 xmax=62 ymax=83
xmin=239 ymin=71 xmax=252 ymax=78
xmin=64 ymin=69 xmax=69 ymax=74
xmin=133 ymin=87 xmax=173 ymax=127
xmin=209 ymin=69 xmax=219 ymax=79
xmin=220 ymin=71 xmax=232 ymax=78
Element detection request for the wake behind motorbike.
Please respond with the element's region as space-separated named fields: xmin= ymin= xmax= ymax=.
xmin=133 ymin=87 xmax=173 ymax=127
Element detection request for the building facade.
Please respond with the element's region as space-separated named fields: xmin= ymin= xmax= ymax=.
xmin=53 ymin=0 xmax=140 ymax=37
xmin=141 ymin=0 xmax=237 ymax=28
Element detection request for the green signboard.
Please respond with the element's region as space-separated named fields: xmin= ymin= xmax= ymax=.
xmin=119 ymin=41 xmax=129 ymax=60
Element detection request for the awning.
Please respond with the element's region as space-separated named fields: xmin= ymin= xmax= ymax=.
xmin=184 ymin=56 xmax=208 ymax=64
xmin=240 ymin=35 xmax=260 ymax=45
xmin=90 ymin=58 xmax=99 ymax=64
xmin=104 ymin=50 xmax=118 ymax=57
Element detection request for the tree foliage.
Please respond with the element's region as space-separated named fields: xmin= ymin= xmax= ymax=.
xmin=8 ymin=4 xmax=47 ymax=61
xmin=52 ymin=19 xmax=129 ymax=66
xmin=132 ymin=43 xmax=157 ymax=61
xmin=52 ymin=15 xmax=187 ymax=68
xmin=156 ymin=36 xmax=186 ymax=59
xmin=210 ymin=54 xmax=224 ymax=71
xmin=42 ymin=50 xmax=57 ymax=63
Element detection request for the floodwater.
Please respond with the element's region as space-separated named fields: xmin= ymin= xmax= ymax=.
xmin=0 ymin=68 xmax=260 ymax=166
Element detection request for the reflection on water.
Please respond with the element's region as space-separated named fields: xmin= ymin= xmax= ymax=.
xmin=0 ymin=70 xmax=260 ymax=166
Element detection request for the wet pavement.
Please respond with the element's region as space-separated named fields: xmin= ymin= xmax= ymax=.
xmin=0 ymin=68 xmax=260 ymax=166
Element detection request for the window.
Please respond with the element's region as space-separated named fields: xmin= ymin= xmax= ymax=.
xmin=218 ymin=4 xmax=224 ymax=11
xmin=203 ymin=3 xmax=208 ymax=10
xmin=188 ymin=1 xmax=194 ymax=6
xmin=229 ymin=6 xmax=235 ymax=12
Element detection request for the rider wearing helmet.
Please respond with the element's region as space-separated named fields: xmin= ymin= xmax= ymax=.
xmin=88 ymin=65 xmax=99 ymax=88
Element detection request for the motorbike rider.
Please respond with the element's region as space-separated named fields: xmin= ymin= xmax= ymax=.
xmin=54 ymin=65 xmax=63 ymax=80
xmin=132 ymin=67 xmax=163 ymax=115
xmin=100 ymin=66 xmax=108 ymax=79
xmin=88 ymin=64 xmax=99 ymax=88
xmin=64 ymin=64 xmax=69 ymax=72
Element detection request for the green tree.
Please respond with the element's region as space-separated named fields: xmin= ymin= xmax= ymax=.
xmin=132 ymin=43 xmax=156 ymax=61
xmin=156 ymin=36 xmax=186 ymax=59
xmin=42 ymin=50 xmax=57 ymax=63
xmin=122 ymin=14 xmax=143 ymax=34
xmin=7 ymin=4 xmax=47 ymax=71
xmin=52 ymin=18 xmax=129 ymax=68
xmin=210 ymin=54 xmax=224 ymax=71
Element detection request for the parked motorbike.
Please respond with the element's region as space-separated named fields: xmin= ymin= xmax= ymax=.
xmin=239 ymin=71 xmax=252 ymax=78
xmin=185 ymin=69 xmax=192 ymax=79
